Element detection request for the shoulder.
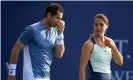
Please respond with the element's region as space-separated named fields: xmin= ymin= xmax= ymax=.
xmin=30 ymin=21 xmax=42 ymax=31
xmin=81 ymin=39 xmax=94 ymax=55
xmin=83 ymin=39 xmax=93 ymax=48
xmin=30 ymin=21 xmax=40 ymax=27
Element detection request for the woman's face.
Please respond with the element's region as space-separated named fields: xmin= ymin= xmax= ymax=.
xmin=94 ymin=18 xmax=108 ymax=36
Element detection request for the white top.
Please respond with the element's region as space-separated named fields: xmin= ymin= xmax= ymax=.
xmin=90 ymin=44 xmax=112 ymax=74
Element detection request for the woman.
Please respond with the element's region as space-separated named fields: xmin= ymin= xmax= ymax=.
xmin=79 ymin=14 xmax=123 ymax=80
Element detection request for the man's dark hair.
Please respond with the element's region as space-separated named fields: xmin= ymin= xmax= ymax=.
xmin=45 ymin=3 xmax=64 ymax=17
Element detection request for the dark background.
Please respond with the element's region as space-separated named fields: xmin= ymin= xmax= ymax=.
xmin=1 ymin=1 xmax=133 ymax=80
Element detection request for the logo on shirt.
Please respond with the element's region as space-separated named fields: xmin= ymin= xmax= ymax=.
xmin=40 ymin=30 xmax=46 ymax=38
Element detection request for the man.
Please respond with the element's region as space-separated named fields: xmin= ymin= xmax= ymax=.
xmin=8 ymin=3 xmax=65 ymax=80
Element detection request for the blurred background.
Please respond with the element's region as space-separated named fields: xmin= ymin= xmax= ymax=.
xmin=1 ymin=1 xmax=133 ymax=80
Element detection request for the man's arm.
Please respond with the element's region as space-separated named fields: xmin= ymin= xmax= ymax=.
xmin=8 ymin=26 xmax=33 ymax=80
xmin=54 ymin=20 xmax=65 ymax=58
xmin=8 ymin=41 xmax=25 ymax=80
xmin=54 ymin=44 xmax=65 ymax=58
xmin=10 ymin=41 xmax=25 ymax=64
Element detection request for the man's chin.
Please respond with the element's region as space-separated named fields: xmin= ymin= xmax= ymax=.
xmin=53 ymin=24 xmax=57 ymax=27
xmin=49 ymin=24 xmax=55 ymax=27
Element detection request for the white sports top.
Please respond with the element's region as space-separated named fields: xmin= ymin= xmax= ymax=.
xmin=90 ymin=43 xmax=112 ymax=74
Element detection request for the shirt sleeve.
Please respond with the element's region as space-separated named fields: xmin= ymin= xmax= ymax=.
xmin=18 ymin=26 xmax=34 ymax=46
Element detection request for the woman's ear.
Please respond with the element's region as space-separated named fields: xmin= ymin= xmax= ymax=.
xmin=106 ymin=25 xmax=109 ymax=29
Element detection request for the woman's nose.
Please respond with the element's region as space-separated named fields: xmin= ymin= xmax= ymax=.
xmin=97 ymin=25 xmax=101 ymax=29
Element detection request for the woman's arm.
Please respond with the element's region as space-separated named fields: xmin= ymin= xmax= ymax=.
xmin=104 ymin=37 xmax=123 ymax=66
xmin=79 ymin=40 xmax=93 ymax=80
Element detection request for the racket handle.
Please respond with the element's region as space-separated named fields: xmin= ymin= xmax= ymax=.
xmin=5 ymin=62 xmax=9 ymax=75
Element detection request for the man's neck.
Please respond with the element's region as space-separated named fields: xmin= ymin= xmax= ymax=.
xmin=41 ymin=18 xmax=52 ymax=30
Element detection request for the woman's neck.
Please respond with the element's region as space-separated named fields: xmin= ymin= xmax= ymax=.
xmin=94 ymin=34 xmax=106 ymax=48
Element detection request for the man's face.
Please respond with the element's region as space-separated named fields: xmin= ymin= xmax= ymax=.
xmin=47 ymin=10 xmax=63 ymax=27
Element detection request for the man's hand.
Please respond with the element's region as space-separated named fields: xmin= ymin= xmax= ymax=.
xmin=8 ymin=76 xmax=16 ymax=80
xmin=55 ymin=20 xmax=65 ymax=34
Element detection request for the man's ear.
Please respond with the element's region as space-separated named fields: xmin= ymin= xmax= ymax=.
xmin=47 ymin=13 xmax=51 ymax=18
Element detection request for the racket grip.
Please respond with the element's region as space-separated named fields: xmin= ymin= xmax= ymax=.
xmin=5 ymin=62 xmax=9 ymax=75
